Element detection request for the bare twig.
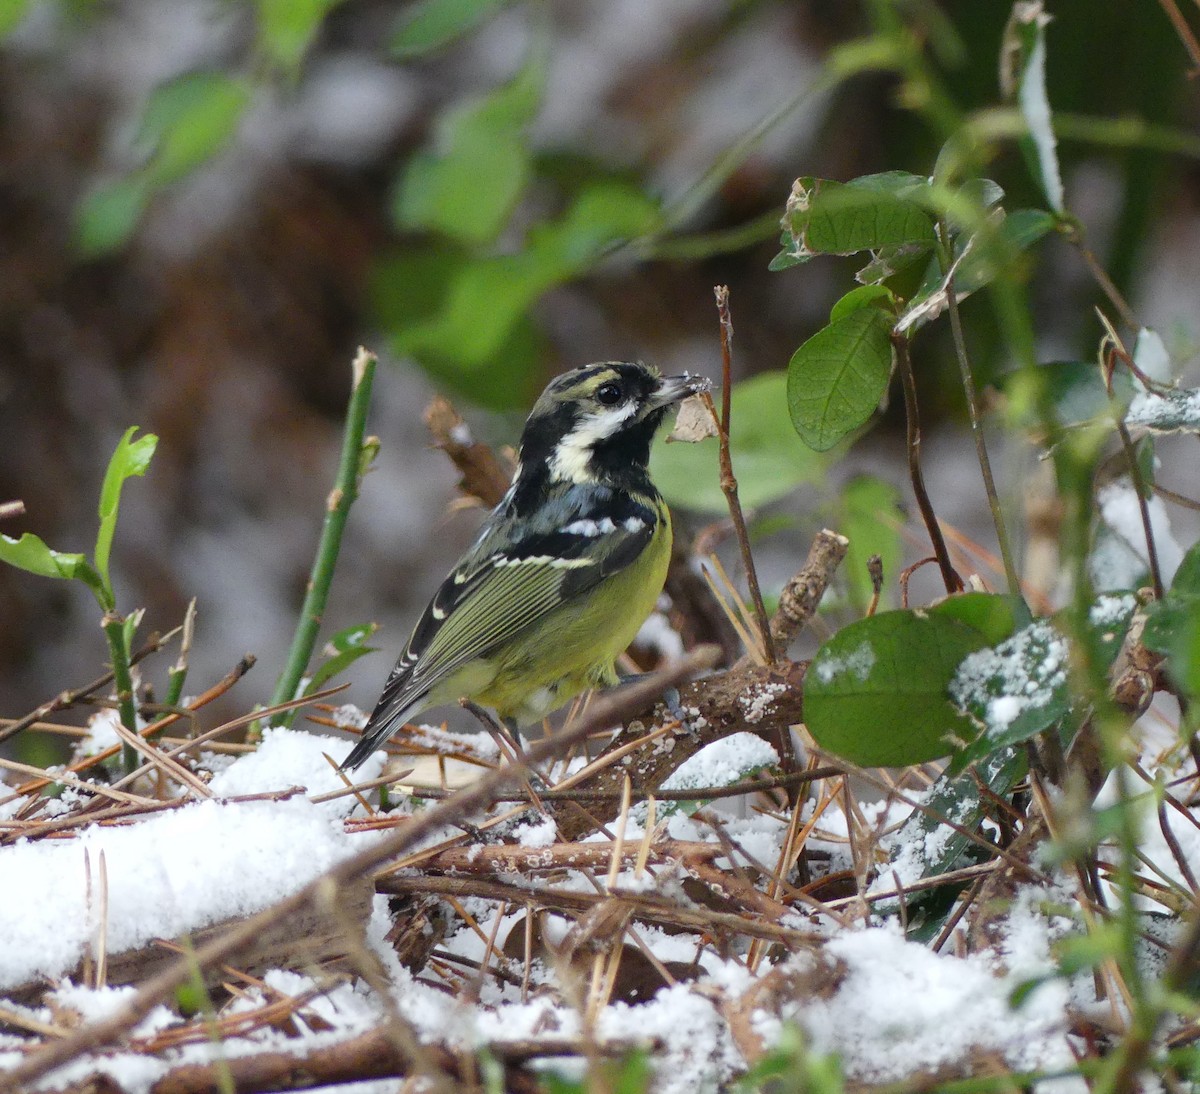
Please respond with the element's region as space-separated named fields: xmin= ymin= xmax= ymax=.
xmin=942 ymin=237 xmax=1021 ymax=597
xmin=423 ymin=396 xmax=513 ymax=509
xmin=768 ymin=529 xmax=849 ymax=652
xmin=712 ymin=285 xmax=777 ymax=664
xmin=893 ymin=331 xmax=963 ymax=594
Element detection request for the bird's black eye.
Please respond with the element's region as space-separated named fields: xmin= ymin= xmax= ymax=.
xmin=595 ymin=381 xmax=623 ymax=406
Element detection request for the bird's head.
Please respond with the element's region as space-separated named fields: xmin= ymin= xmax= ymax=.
xmin=519 ymin=362 xmax=709 ymax=487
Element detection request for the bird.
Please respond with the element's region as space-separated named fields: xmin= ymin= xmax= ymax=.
xmin=341 ymin=361 xmax=709 ymax=771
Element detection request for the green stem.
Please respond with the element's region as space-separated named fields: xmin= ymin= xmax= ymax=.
xmin=267 ymin=348 xmax=378 ymax=728
xmin=102 ymin=613 xmax=139 ymax=774
xmin=157 ymin=598 xmax=196 ymax=725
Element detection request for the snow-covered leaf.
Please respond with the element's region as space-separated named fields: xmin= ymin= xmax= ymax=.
xmin=948 ymin=619 xmax=1070 ymax=770
xmin=1124 ymin=387 xmax=1200 ymax=434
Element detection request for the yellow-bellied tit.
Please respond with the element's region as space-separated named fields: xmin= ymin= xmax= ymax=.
xmin=341 ymin=361 xmax=709 ymax=771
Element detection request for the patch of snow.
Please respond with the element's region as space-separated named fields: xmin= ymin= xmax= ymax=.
xmin=814 ymin=641 xmax=875 ymax=685
xmin=949 ymin=620 xmax=1068 ymax=735
xmin=782 ymin=924 xmax=1074 ymax=1082
xmin=1097 ymin=480 xmax=1183 ymax=587
xmin=661 ymin=733 xmax=778 ymax=793
xmin=0 ymin=797 xmax=374 ymax=990
xmin=208 ymin=726 xmax=383 ymax=812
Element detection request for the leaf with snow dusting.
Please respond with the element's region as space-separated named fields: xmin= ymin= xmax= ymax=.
xmin=948 ymin=619 xmax=1070 ymax=771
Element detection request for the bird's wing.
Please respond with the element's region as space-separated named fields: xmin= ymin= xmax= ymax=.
xmin=357 ymin=498 xmax=656 ymax=748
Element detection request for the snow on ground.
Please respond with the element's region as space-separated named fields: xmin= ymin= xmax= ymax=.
xmin=1 ymin=726 xmax=1193 ymax=1092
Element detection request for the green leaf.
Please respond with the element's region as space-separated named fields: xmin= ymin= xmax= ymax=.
xmin=393 ymin=57 xmax=543 ymax=245
xmin=393 ymin=182 xmax=658 ymax=375
xmin=839 ymin=475 xmax=903 ymax=612
xmin=805 ymin=610 xmax=991 ymax=767
xmin=256 ymin=0 xmax=346 ymax=71
xmin=391 ymin=0 xmax=509 ymax=56
xmin=886 ymin=744 xmax=1025 ymax=909
xmin=948 ymin=618 xmax=1071 ymax=770
xmin=1143 ymin=543 xmax=1200 ymax=699
xmin=0 ymin=0 xmax=29 ymax=38
xmin=1001 ymin=1 xmax=1064 ymax=212
xmin=306 ymin=621 xmax=380 ymax=693
xmin=139 ymin=71 xmax=250 ymax=185
xmin=0 ymin=533 xmax=103 ymax=597
xmin=929 ymin=592 xmax=1025 ymax=646
xmin=896 ymin=207 xmax=1056 ymax=335
xmin=74 ymin=176 xmax=151 ymax=259
xmin=650 ymin=372 xmax=826 ymax=513
xmin=96 ymin=427 xmax=158 ymax=594
xmin=828 ymin=283 xmax=894 ymax=324
xmin=774 ymin=174 xmax=937 ymax=267
xmin=952 ymin=208 xmax=1057 ymax=294
xmin=786 ymin=307 xmax=894 ymax=452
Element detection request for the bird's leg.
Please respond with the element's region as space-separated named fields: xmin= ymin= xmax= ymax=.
xmin=613 ymin=671 xmax=688 ymax=726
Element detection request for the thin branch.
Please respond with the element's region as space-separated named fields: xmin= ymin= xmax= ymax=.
xmin=712 ymin=286 xmax=777 ymax=665
xmin=941 ymin=231 xmax=1021 ymax=597
xmin=893 ymin=331 xmax=963 ymax=594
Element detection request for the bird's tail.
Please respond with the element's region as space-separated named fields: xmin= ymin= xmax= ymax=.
xmin=339 ymin=687 xmax=426 ymax=772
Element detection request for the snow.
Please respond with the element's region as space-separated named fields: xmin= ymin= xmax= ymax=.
xmin=1 ymin=722 xmax=1194 ymax=1092
xmin=949 ymin=619 xmax=1068 ymax=735
xmin=0 ymin=795 xmax=372 ymax=991
xmin=660 ymin=733 xmax=778 ymax=794
xmin=208 ymin=725 xmax=384 ymax=810
xmin=784 ymin=924 xmax=1076 ymax=1084
xmin=1125 ymin=387 xmax=1200 ymax=432
xmin=813 ymin=640 xmax=875 ymax=684
xmin=1096 ymin=480 xmax=1183 ymax=587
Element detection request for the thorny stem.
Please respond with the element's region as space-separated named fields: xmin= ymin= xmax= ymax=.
xmin=268 ymin=348 xmax=378 ymax=728
xmin=893 ymin=330 xmax=962 ymax=594
xmin=941 ymin=229 xmax=1021 ymax=599
xmin=712 ymin=287 xmax=777 ymax=665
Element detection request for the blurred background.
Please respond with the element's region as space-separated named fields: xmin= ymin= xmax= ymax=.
xmin=2 ymin=0 xmax=1198 ymax=749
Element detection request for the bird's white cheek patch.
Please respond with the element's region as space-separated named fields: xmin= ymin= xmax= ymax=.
xmin=549 ymin=404 xmax=638 ymax=483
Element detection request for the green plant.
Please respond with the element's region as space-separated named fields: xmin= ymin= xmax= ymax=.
xmin=0 ymin=427 xmax=157 ymax=770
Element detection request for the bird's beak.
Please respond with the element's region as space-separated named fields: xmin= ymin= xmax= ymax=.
xmin=649 ymin=372 xmax=712 ymax=409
